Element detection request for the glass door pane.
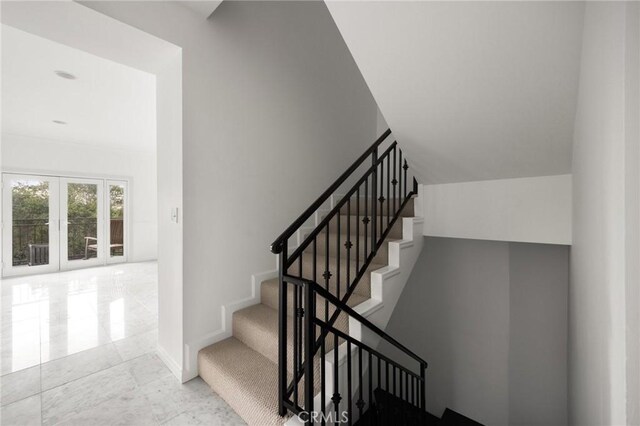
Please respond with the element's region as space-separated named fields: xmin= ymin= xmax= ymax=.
xmin=60 ymin=178 xmax=104 ymax=270
xmin=107 ymin=181 xmax=126 ymax=263
xmin=2 ymin=174 xmax=60 ymax=276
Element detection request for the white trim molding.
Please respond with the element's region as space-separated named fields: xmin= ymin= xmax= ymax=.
xmin=182 ymin=269 xmax=278 ymax=382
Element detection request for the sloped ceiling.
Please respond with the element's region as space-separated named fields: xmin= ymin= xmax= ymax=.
xmin=326 ymin=1 xmax=585 ymax=184
xmin=179 ymin=1 xmax=223 ymax=19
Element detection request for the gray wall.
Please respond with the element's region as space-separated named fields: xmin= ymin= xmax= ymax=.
xmin=381 ymin=237 xmax=568 ymax=426
xmin=83 ymin=1 xmax=379 ymax=372
xmin=569 ymin=3 xmax=640 ymax=425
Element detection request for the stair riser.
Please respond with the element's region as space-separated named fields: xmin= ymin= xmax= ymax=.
xmin=320 ymin=215 xmax=403 ymax=239
xmin=339 ymin=197 xmax=414 ymax=217
xmin=304 ymin=234 xmax=389 ymax=265
xmin=288 ymin=256 xmax=378 ymax=298
xmin=261 ymin=280 xmax=366 ymax=318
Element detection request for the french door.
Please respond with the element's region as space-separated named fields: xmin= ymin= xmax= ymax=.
xmin=2 ymin=173 xmax=128 ymax=277
xmin=60 ymin=177 xmax=105 ymax=270
xmin=1 ymin=174 xmax=60 ymax=276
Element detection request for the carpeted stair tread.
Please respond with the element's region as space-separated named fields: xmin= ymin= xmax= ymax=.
xmin=198 ymin=337 xmax=284 ymax=426
xmin=199 ymin=195 xmax=418 ymax=425
xmin=233 ymin=302 xmax=360 ymax=368
xmin=260 ymin=277 xmax=369 ymax=314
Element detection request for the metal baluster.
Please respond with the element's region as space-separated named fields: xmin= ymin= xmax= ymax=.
xmin=313 ymin=238 xmax=317 ymax=285
xmin=298 ymin=256 xmax=303 ymax=397
xmin=333 ymin=334 xmax=340 ymax=420
xmin=412 ymin=375 xmax=416 ymax=406
xmin=371 ymin=148 xmax=378 ymax=254
xmin=293 ymin=283 xmax=299 ymax=407
xmin=403 ymin=159 xmax=408 ymax=199
xmin=336 ymin=213 xmax=341 ymax=300
xmin=385 ymin=360 xmax=389 ymax=425
xmin=324 ymin=225 xmax=330 ymax=324
xmin=379 ymin=159 xmax=384 ymax=246
xmin=420 ymin=364 xmax=426 ymax=416
xmin=298 ymin=252 xmax=303 ymax=277
xmin=404 ymin=371 xmax=408 ymax=403
xmin=393 ymin=365 xmax=397 ymax=397
xmin=368 ymin=353 xmax=373 ymax=418
xmin=386 ymin=154 xmax=390 ymax=226
xmin=278 ymin=242 xmax=288 ymax=416
xmin=364 ymin=179 xmax=369 ymax=260
xmin=393 ymin=146 xmax=397 ymax=215
xmin=385 ymin=361 xmax=389 ymax=393
xmin=357 ymin=347 xmax=364 ymax=422
xmin=399 ymin=150 xmax=403 ymax=205
xmin=346 ymin=198 xmax=351 ymax=293
xmin=304 ymin=282 xmax=315 ymax=420
xmin=299 ymin=296 xmax=303 ymax=391
xmin=377 ymin=357 xmax=381 ymax=393
xmin=347 ymin=341 xmax=352 ymax=426
xmin=356 ymin=188 xmax=360 ymax=274
xmin=321 ymin=334 xmax=326 ymax=426
xmin=398 ymin=370 xmax=407 ymax=423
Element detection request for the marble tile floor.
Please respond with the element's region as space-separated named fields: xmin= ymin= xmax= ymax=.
xmin=0 ymin=262 xmax=245 ymax=425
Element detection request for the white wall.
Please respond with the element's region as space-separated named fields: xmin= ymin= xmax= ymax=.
xmin=421 ymin=175 xmax=572 ymax=245
xmin=1 ymin=133 xmax=158 ymax=262
xmin=1 ymin=0 xmax=184 ymax=379
xmin=326 ymin=1 xmax=584 ymax=184
xmin=570 ymin=3 xmax=639 ymax=425
xmin=381 ymin=237 xmax=569 ymax=425
xmin=83 ymin=1 xmax=379 ymax=379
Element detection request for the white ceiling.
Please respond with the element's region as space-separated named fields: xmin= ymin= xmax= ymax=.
xmin=326 ymin=1 xmax=585 ymax=184
xmin=1 ymin=24 xmax=157 ymax=152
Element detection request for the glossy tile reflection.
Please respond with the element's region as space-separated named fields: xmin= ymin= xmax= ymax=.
xmin=0 ymin=262 xmax=244 ymax=425
xmin=1 ymin=262 xmax=158 ymax=374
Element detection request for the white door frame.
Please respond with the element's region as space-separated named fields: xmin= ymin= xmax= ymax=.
xmin=1 ymin=0 xmax=183 ymax=381
xmin=105 ymin=180 xmax=128 ymax=264
xmin=1 ymin=173 xmax=61 ymax=277
xmin=60 ymin=176 xmax=105 ymax=271
xmin=1 ymin=173 xmax=131 ymax=276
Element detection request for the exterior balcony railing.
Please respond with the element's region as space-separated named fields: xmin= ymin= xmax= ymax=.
xmin=11 ymin=218 xmax=123 ymax=266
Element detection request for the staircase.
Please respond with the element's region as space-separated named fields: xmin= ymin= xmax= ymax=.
xmin=198 ymin=130 xmax=435 ymax=425
xmin=356 ymin=389 xmax=482 ymax=426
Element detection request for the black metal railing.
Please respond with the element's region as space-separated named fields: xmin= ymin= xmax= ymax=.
xmin=11 ymin=217 xmax=100 ymax=266
xmin=67 ymin=217 xmax=98 ymax=260
xmin=283 ymin=276 xmax=427 ymax=425
xmin=12 ymin=219 xmax=49 ymax=266
xmin=271 ymin=129 xmax=424 ymax=424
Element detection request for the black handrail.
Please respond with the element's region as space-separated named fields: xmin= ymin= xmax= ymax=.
xmin=285 ymin=141 xmax=399 ymax=268
xmin=283 ymin=274 xmax=428 ymax=367
xmin=273 ymin=128 xmax=424 ymax=423
xmin=282 ymin=191 xmax=418 ymax=402
xmin=270 ymin=128 xmax=392 ymax=254
xmin=313 ymin=318 xmax=423 ymax=380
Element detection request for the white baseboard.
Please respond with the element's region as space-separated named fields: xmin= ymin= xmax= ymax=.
xmin=156 ymin=343 xmax=184 ymax=382
xmin=182 ymin=269 xmax=278 ymax=382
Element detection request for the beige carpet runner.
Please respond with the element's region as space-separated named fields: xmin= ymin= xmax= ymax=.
xmin=199 ymin=199 xmax=414 ymax=425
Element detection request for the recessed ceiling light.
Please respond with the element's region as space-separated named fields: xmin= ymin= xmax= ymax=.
xmin=54 ymin=70 xmax=76 ymax=80
xmin=52 ymin=120 xmax=67 ymax=125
